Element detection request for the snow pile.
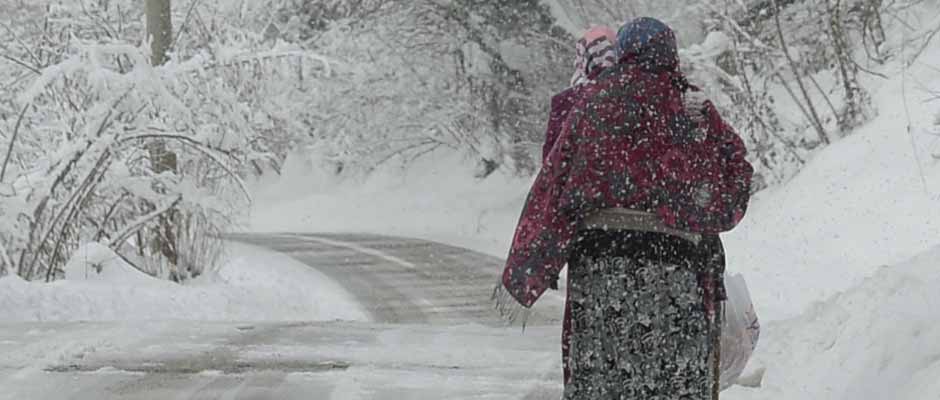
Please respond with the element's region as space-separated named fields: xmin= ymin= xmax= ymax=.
xmin=0 ymin=244 xmax=367 ymax=322
xmin=63 ymin=243 xmax=160 ymax=285
xmin=197 ymin=243 xmax=369 ymax=322
xmin=725 ymin=246 xmax=940 ymax=400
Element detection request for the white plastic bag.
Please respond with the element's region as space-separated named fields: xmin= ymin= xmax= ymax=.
xmin=719 ymin=273 xmax=760 ymax=390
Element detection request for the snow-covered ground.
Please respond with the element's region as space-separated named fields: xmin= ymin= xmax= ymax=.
xmin=0 ymin=321 xmax=560 ymax=400
xmin=0 ymin=243 xmax=368 ymax=323
xmin=725 ymin=246 xmax=940 ymax=400
xmin=249 ymin=35 xmax=940 ymax=400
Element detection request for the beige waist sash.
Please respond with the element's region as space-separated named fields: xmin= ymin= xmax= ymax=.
xmin=581 ymin=208 xmax=702 ymax=244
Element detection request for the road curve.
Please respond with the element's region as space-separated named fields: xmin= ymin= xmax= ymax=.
xmin=225 ymin=232 xmax=560 ymax=326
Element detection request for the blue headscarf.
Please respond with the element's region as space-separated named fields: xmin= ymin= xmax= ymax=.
xmin=616 ymin=17 xmax=679 ymax=73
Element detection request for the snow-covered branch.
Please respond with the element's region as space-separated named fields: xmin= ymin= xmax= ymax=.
xmin=0 ymin=104 xmax=27 ymax=183
xmin=106 ymin=195 xmax=183 ymax=250
xmin=118 ymin=132 xmax=253 ymax=205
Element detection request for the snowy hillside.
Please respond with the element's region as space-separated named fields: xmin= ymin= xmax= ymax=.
xmin=725 ymin=43 xmax=940 ymax=320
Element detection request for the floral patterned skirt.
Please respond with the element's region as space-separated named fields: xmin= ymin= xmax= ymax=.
xmin=564 ymin=230 xmax=723 ymax=400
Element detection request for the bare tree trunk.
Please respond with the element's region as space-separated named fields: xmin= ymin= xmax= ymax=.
xmin=0 ymin=104 xmax=29 ymax=183
xmin=145 ymin=0 xmax=181 ymax=279
xmin=145 ymin=0 xmax=176 ymax=175
xmin=826 ymin=0 xmax=867 ymax=132
xmin=146 ymin=0 xmax=173 ymax=67
xmin=771 ymin=0 xmax=831 ymax=145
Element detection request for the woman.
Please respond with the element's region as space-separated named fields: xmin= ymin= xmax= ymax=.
xmin=496 ymin=18 xmax=753 ymax=399
xmin=543 ymin=26 xmax=617 ymax=161
xmin=544 ymin=25 xmax=617 ymax=386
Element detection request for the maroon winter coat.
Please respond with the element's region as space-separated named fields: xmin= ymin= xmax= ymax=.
xmin=500 ymin=29 xmax=753 ymax=310
xmin=542 ymin=70 xmax=604 ymax=162
xmin=542 ymin=88 xmax=577 ymax=161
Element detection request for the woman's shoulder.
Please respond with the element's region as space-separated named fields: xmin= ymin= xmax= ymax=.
xmin=551 ymin=87 xmax=577 ymax=109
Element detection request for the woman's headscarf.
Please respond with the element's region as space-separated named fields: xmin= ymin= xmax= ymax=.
xmin=616 ymin=17 xmax=679 ymax=73
xmin=570 ymin=26 xmax=617 ymax=87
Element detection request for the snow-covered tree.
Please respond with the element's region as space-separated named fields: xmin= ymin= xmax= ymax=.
xmin=266 ymin=0 xmax=571 ymax=175
xmin=0 ymin=0 xmax=329 ymax=280
xmin=683 ymin=0 xmax=934 ymax=187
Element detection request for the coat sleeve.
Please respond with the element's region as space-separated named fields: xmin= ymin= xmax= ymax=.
xmin=543 ymin=89 xmax=574 ymax=162
xmin=702 ymin=100 xmax=753 ymax=231
xmin=657 ymin=94 xmax=753 ymax=234
xmin=502 ymin=106 xmax=582 ymax=308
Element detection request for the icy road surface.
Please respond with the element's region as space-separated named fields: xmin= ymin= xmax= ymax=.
xmin=0 ymin=233 xmax=565 ymax=399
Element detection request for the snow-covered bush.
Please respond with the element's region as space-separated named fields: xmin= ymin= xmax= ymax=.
xmin=0 ymin=0 xmax=328 ymax=281
xmin=264 ymin=0 xmax=571 ymax=175
xmin=690 ymin=0 xmax=936 ymax=187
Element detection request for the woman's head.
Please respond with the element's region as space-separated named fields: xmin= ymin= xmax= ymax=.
xmin=570 ymin=26 xmax=617 ymax=87
xmin=616 ymin=17 xmax=679 ymax=73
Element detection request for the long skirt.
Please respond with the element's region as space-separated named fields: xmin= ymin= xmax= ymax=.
xmin=564 ymin=229 xmax=725 ymax=400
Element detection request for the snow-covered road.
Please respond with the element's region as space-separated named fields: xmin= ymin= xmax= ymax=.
xmin=226 ymin=233 xmax=562 ymax=326
xmin=0 ymin=234 xmax=565 ymax=400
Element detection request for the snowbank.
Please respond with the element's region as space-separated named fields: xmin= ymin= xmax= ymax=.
xmin=63 ymin=243 xmax=160 ymax=285
xmin=0 ymin=243 xmax=368 ymax=322
xmin=725 ymin=246 xmax=940 ymax=400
